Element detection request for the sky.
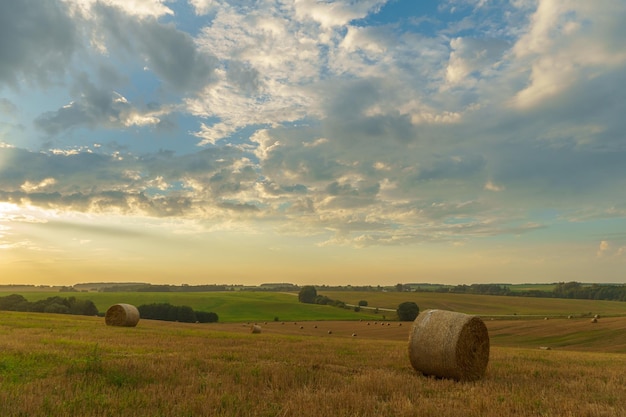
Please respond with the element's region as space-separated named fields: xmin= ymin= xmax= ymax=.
xmin=1 ymin=0 xmax=626 ymax=287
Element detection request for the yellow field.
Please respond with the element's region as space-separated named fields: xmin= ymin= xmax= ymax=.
xmin=1 ymin=311 xmax=625 ymax=416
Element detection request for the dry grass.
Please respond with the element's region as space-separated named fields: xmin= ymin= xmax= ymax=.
xmin=1 ymin=312 xmax=625 ymax=416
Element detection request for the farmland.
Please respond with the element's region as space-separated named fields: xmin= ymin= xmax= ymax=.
xmin=1 ymin=290 xmax=626 ymax=416
xmin=3 ymin=289 xmax=626 ymax=321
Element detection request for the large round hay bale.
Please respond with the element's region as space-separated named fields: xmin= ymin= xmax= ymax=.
xmin=251 ymin=324 xmax=262 ymax=333
xmin=408 ymin=309 xmax=489 ymax=381
xmin=105 ymin=303 xmax=140 ymax=327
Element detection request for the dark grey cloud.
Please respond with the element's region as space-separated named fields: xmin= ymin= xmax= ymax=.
xmin=34 ymin=74 xmax=132 ymax=134
xmin=0 ymin=0 xmax=77 ymax=87
xmin=0 ymin=144 xmax=263 ymax=218
xmin=94 ymin=3 xmax=218 ymax=93
xmin=226 ymin=61 xmax=262 ymax=94
xmin=324 ymin=78 xmax=419 ymax=144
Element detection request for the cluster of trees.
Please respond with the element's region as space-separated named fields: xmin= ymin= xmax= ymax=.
xmin=137 ymin=303 xmax=218 ymax=323
xmin=299 ymin=286 xmax=420 ymax=321
xmin=425 ymin=282 xmax=626 ymax=301
xmin=442 ymin=284 xmax=512 ymax=296
xmin=0 ymin=294 xmax=98 ymax=316
xmin=396 ymin=301 xmax=419 ymax=321
xmin=552 ymin=282 xmax=626 ymax=301
xmin=298 ymin=286 xmax=347 ymax=308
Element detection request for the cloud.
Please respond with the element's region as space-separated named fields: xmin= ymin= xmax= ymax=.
xmin=293 ymin=0 xmax=388 ymax=28
xmin=2 ymin=0 xmax=626 ymax=252
xmin=484 ymin=181 xmax=505 ymax=192
xmin=511 ymin=0 xmax=626 ymax=109
xmin=34 ymin=73 xmax=165 ymax=134
xmin=93 ymin=3 xmax=219 ymax=94
xmin=0 ymin=0 xmax=77 ymax=87
xmin=445 ymin=37 xmax=509 ymax=86
xmin=597 ymin=240 xmax=610 ymax=257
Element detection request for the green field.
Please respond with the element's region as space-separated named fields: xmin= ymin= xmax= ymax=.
xmin=0 ymin=291 xmax=384 ymax=322
xmin=3 ymin=290 xmax=626 ymax=322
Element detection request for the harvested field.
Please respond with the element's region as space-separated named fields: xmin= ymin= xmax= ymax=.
xmin=180 ymin=316 xmax=626 ymax=352
xmin=203 ymin=320 xmax=410 ymax=340
xmin=2 ymin=311 xmax=626 ymax=417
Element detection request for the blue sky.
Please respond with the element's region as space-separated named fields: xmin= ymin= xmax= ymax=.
xmin=1 ymin=0 xmax=625 ymax=286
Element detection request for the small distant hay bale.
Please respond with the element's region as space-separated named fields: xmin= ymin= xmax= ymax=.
xmin=591 ymin=317 xmax=598 ymax=323
xmin=251 ymin=324 xmax=262 ymax=334
xmin=594 ymin=314 xmax=600 ymax=319
xmin=105 ymin=304 xmax=140 ymax=327
xmin=539 ymin=346 xmax=551 ymax=350
xmin=327 ymin=330 xmax=332 ymax=334
xmin=568 ymin=315 xmax=573 ymax=319
xmin=352 ymin=333 xmax=357 ymax=337
xmin=408 ymin=309 xmax=490 ymax=381
xmin=544 ymin=317 xmax=549 ymax=320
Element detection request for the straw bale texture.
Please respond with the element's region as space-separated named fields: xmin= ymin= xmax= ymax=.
xmin=105 ymin=303 xmax=140 ymax=327
xmin=251 ymin=324 xmax=262 ymax=333
xmin=408 ymin=309 xmax=489 ymax=381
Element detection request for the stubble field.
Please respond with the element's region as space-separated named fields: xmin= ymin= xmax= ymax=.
xmin=1 ymin=291 xmax=626 ymax=416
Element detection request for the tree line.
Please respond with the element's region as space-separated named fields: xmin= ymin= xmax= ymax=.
xmin=426 ymin=282 xmax=626 ymax=301
xmin=0 ymin=294 xmax=98 ymax=316
xmin=137 ymin=303 xmax=218 ymax=323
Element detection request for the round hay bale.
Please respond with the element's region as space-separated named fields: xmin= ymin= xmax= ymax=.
xmin=251 ymin=324 xmax=262 ymax=334
xmin=105 ymin=303 xmax=140 ymax=327
xmin=591 ymin=317 xmax=598 ymax=323
xmin=408 ymin=309 xmax=489 ymax=381
xmin=594 ymin=314 xmax=600 ymax=319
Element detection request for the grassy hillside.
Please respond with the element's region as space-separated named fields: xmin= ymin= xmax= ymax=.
xmin=0 ymin=291 xmax=382 ymax=322
xmin=1 ymin=312 xmax=625 ymax=417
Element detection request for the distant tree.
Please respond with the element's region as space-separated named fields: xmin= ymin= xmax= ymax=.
xmin=395 ymin=283 xmax=404 ymax=292
xmin=0 ymin=294 xmax=29 ymax=311
xmin=315 ymin=295 xmax=331 ymax=305
xmin=358 ymin=300 xmax=368 ymax=307
xmin=397 ymin=301 xmax=419 ymax=321
xmin=44 ymin=303 xmax=69 ymax=314
xmin=298 ymin=286 xmax=317 ymax=304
